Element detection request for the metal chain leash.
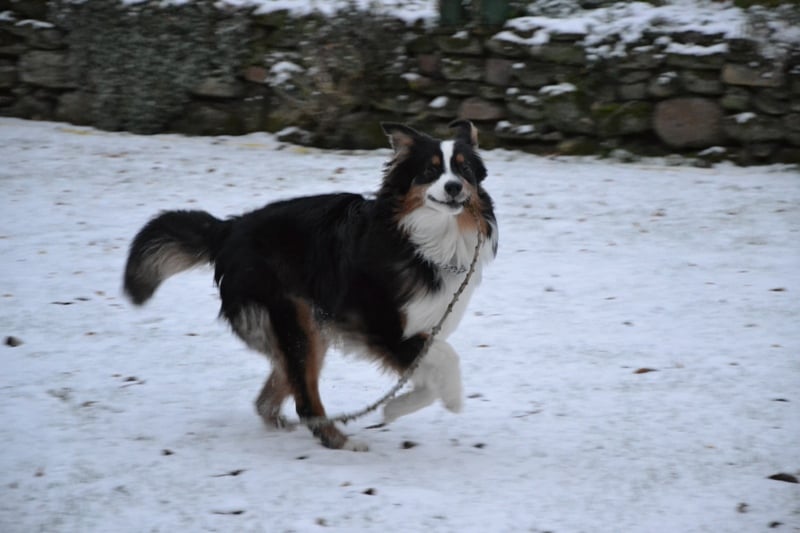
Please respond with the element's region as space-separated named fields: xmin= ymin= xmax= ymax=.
xmin=302 ymin=205 xmax=485 ymax=429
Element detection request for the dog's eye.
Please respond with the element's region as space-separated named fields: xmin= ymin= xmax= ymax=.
xmin=417 ymin=166 xmax=440 ymax=183
xmin=459 ymin=162 xmax=474 ymax=180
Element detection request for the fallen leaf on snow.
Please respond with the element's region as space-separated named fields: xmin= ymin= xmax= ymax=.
xmin=5 ymin=336 xmax=23 ymax=347
xmin=767 ymin=473 xmax=798 ymax=483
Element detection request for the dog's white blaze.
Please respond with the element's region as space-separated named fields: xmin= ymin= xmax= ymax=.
xmin=424 ymin=140 xmax=469 ymax=211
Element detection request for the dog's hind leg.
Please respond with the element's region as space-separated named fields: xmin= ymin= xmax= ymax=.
xmin=229 ymin=306 xmax=294 ymax=429
xmin=255 ymin=367 xmax=294 ymax=430
xmin=274 ymin=297 xmax=368 ymax=451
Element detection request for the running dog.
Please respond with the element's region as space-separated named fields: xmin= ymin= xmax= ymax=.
xmin=123 ymin=121 xmax=498 ymax=450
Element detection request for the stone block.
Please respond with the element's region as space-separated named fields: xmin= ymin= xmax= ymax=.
xmin=720 ymin=87 xmax=751 ymax=111
xmin=477 ymin=84 xmax=506 ymax=101
xmin=617 ymin=82 xmax=648 ymax=100
xmin=540 ymin=83 xmax=594 ymax=134
xmin=680 ymin=69 xmax=724 ymax=95
xmin=593 ymin=101 xmax=653 ymax=137
xmin=790 ymin=70 xmax=800 ymax=96
xmin=648 ymin=71 xmax=681 ymax=98
xmin=511 ymin=61 xmax=556 ymax=89
xmin=404 ymin=74 xmax=447 ymax=96
xmin=19 ymin=50 xmax=77 ymax=88
xmin=6 ymin=0 xmax=48 ymax=19
xmin=722 ymin=112 xmax=784 ymax=143
xmin=722 ymin=63 xmax=785 ymax=88
xmin=506 ymin=92 xmax=544 ymax=121
xmin=372 ymin=94 xmax=427 ymax=115
xmin=407 ymin=34 xmax=438 ymax=55
xmin=494 ymin=120 xmax=550 ymax=141
xmin=654 ymin=97 xmax=724 ymax=148
xmin=243 ymin=66 xmax=268 ymax=83
xmin=775 ymin=146 xmax=800 ymax=162
xmin=726 ymin=37 xmax=759 ymax=57
xmin=170 ymin=102 xmax=243 ymax=136
xmin=0 ymin=62 xmax=17 ymax=88
xmin=485 ymin=33 xmax=528 ymax=58
xmin=784 ymin=113 xmax=800 ymax=133
xmin=445 ymin=80 xmax=481 ymax=96
xmin=530 ymin=42 xmax=586 ymax=66
xmin=458 ymin=96 xmax=505 ymax=121
xmin=417 ymin=54 xmax=441 ymax=77
xmin=665 ymin=46 xmax=725 ymax=70
xmin=617 ymin=46 xmax=665 ymax=70
xmin=752 ymin=88 xmax=791 ymax=115
xmin=436 ymin=33 xmax=483 ymax=55
xmin=55 ymin=91 xmax=92 ymax=125
xmin=619 ymin=70 xmax=650 ymax=84
xmin=441 ymin=57 xmax=484 ymax=82
xmin=191 ymin=76 xmax=245 ymax=99
xmin=427 ymin=95 xmax=460 ymax=118
xmin=10 ymin=22 xmax=65 ymax=50
xmin=557 ymin=136 xmax=599 ymax=155
xmin=485 ymin=58 xmax=513 ymax=86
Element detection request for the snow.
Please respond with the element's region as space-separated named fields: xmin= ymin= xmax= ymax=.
xmin=218 ymin=0 xmax=438 ymax=24
xmin=504 ymin=0 xmax=797 ymax=59
xmin=539 ymin=82 xmax=576 ymax=96
xmin=698 ymin=146 xmax=727 ymax=156
xmin=656 ymin=71 xmax=678 ymax=85
xmin=1 ymin=118 xmax=799 ymax=532
xmin=267 ymin=60 xmax=304 ymax=88
xmin=15 ymin=19 xmax=56 ymax=29
xmin=428 ymin=96 xmax=448 ymax=109
xmin=664 ymin=41 xmax=728 ymax=56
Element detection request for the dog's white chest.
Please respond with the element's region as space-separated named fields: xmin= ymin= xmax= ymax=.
xmin=398 ymin=205 xmax=497 ymax=340
xmin=402 ymin=267 xmax=482 ymax=340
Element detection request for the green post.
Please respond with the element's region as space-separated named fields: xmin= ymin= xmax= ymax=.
xmin=439 ymin=0 xmax=467 ymax=26
xmin=476 ymin=0 xmax=510 ymax=26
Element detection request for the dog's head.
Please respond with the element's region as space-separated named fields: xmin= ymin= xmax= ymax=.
xmin=381 ymin=120 xmax=487 ymax=216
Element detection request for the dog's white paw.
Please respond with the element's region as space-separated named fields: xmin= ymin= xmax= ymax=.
xmin=342 ymin=438 xmax=370 ymax=452
xmin=382 ymin=404 xmax=400 ymax=425
xmin=442 ymin=393 xmax=463 ymax=414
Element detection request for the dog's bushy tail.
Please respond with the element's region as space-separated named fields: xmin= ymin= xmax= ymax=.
xmin=124 ymin=210 xmax=230 ymax=305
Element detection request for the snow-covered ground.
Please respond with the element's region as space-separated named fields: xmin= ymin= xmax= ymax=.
xmin=1 ymin=118 xmax=798 ymax=532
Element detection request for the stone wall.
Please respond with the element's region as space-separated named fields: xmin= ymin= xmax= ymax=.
xmin=1 ymin=0 xmax=799 ymax=164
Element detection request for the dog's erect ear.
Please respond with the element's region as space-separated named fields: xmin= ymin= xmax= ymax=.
xmin=381 ymin=123 xmax=421 ymax=155
xmin=449 ymin=119 xmax=479 ymax=148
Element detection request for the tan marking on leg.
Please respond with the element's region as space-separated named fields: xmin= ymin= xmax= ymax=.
xmin=255 ymin=366 xmax=293 ymax=429
xmin=292 ymin=298 xmax=356 ymax=450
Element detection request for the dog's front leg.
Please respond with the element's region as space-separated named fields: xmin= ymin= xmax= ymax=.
xmin=383 ymin=385 xmax=437 ymax=424
xmin=383 ymin=339 xmax=463 ymax=423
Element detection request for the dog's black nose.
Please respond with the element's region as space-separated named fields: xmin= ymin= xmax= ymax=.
xmin=444 ymin=181 xmax=463 ymax=198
